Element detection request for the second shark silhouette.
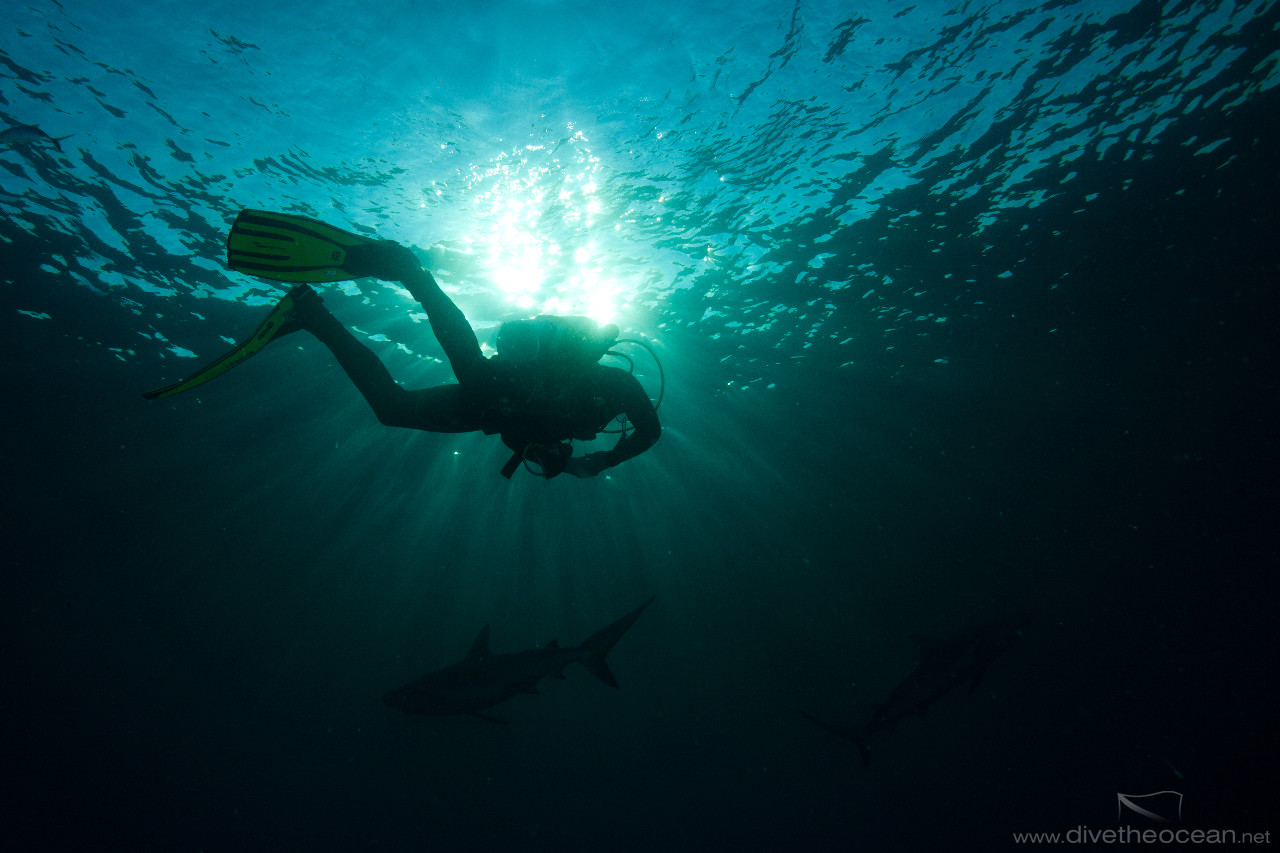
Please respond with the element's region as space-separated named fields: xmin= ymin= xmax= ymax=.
xmin=803 ymin=616 xmax=1029 ymax=764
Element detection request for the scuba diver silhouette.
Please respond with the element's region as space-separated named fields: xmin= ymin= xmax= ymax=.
xmin=143 ymin=210 xmax=661 ymax=479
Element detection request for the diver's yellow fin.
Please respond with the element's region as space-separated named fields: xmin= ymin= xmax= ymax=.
xmin=226 ymin=209 xmax=380 ymax=283
xmin=141 ymin=285 xmax=311 ymax=399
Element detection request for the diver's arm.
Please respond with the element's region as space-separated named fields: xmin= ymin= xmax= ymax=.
xmin=566 ymin=372 xmax=660 ymax=477
xmin=606 ymin=372 xmax=661 ymax=466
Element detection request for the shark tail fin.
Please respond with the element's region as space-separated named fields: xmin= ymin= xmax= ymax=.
xmin=801 ymin=710 xmax=873 ymax=766
xmin=577 ymin=597 xmax=654 ymax=688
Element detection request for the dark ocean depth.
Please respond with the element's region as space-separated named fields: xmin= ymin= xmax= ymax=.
xmin=4 ymin=1 xmax=1277 ymax=850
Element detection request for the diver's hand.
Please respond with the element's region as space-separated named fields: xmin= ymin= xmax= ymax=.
xmin=526 ymin=442 xmax=573 ymax=478
xmin=563 ymin=453 xmax=608 ymax=478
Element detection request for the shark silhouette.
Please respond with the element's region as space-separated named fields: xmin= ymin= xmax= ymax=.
xmin=0 ymin=124 xmax=73 ymax=152
xmin=384 ymin=597 xmax=654 ymax=721
xmin=803 ymin=615 xmax=1029 ymax=765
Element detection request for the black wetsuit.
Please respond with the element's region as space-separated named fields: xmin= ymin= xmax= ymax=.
xmin=304 ymin=265 xmax=660 ymax=476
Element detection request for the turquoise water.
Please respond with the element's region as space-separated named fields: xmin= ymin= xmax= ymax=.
xmin=6 ymin=1 xmax=1277 ymax=849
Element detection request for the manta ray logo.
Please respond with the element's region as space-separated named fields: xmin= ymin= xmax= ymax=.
xmin=1117 ymin=791 xmax=1183 ymax=824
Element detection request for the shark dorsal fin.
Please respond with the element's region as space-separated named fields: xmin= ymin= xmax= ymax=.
xmin=466 ymin=626 xmax=491 ymax=662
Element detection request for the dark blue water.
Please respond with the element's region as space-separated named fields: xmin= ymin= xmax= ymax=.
xmin=5 ymin=1 xmax=1277 ymax=849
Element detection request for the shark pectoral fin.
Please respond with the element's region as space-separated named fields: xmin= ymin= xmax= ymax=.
xmin=968 ymin=663 xmax=989 ymax=693
xmin=468 ymin=710 xmax=508 ymax=724
xmin=519 ymin=682 xmax=540 ymax=695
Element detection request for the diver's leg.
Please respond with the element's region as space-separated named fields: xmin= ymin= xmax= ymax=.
xmin=351 ymin=243 xmax=488 ymax=382
xmin=395 ymin=263 xmax=488 ymax=385
xmin=301 ymin=303 xmax=420 ymax=427
xmin=300 ymin=295 xmax=487 ymax=432
xmin=405 ymin=269 xmax=487 ymax=384
xmin=399 ymin=385 xmax=486 ymax=433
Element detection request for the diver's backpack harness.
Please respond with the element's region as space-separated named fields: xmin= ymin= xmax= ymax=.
xmin=494 ymin=315 xmax=664 ymax=478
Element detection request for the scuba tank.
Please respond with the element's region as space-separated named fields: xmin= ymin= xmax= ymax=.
xmin=495 ymin=315 xmax=619 ymax=366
